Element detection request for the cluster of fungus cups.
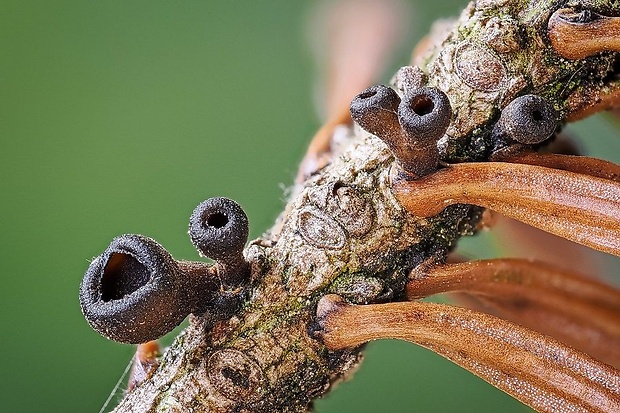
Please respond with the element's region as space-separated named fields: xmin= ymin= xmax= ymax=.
xmin=349 ymin=78 xmax=560 ymax=176
xmin=79 ymin=197 xmax=250 ymax=344
xmin=350 ymin=82 xmax=452 ymax=178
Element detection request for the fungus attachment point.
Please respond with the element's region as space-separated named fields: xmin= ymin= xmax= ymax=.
xmin=493 ymin=94 xmax=558 ymax=148
xmin=350 ymin=85 xmax=451 ymax=178
xmin=189 ymin=197 xmax=250 ymax=287
xmin=79 ymin=234 xmax=215 ymax=344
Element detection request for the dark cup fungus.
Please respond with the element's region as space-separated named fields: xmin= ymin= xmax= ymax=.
xmin=349 ymin=84 xmax=402 ymax=140
xmin=350 ymin=84 xmax=452 ymax=178
xmin=493 ymin=94 xmax=559 ymax=148
xmin=397 ymin=86 xmax=452 ymax=176
xmin=79 ymin=234 xmax=216 ymax=344
xmin=398 ymin=87 xmax=452 ymax=145
xmin=188 ymin=197 xmax=250 ymax=288
xmin=80 ymin=198 xmax=251 ymax=344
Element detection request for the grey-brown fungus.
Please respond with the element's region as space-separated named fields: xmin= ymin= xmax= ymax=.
xmin=79 ymin=234 xmax=216 ymax=344
xmin=493 ymin=94 xmax=558 ymax=148
xmin=349 ymin=85 xmax=402 ymax=142
xmin=350 ymin=85 xmax=451 ymax=178
xmin=188 ymin=197 xmax=250 ymax=288
xmin=397 ymin=87 xmax=452 ymax=176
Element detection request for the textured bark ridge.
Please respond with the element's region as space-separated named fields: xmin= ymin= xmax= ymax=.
xmin=418 ymin=0 xmax=618 ymax=161
xmin=110 ymin=0 xmax=620 ymax=411
xmin=115 ymin=127 xmax=481 ymax=412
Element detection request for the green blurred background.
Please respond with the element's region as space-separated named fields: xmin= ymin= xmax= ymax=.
xmin=2 ymin=1 xmax=618 ymax=412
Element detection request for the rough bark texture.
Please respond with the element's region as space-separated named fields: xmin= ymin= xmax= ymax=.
xmin=114 ymin=125 xmax=481 ymax=412
xmin=108 ymin=0 xmax=620 ymax=411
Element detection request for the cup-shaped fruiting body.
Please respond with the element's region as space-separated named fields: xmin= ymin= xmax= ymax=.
xmin=397 ymin=87 xmax=452 ymax=176
xmin=493 ymin=94 xmax=559 ymax=149
xmin=79 ymin=234 xmax=216 ymax=344
xmin=189 ymin=197 xmax=250 ymax=288
xmin=349 ymin=84 xmax=402 ymax=140
xmin=350 ymin=84 xmax=452 ymax=178
xmin=398 ymin=87 xmax=452 ymax=146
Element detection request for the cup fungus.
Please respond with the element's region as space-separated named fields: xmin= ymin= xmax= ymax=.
xmin=398 ymin=87 xmax=452 ymax=145
xmin=79 ymin=234 xmax=217 ymax=344
xmin=350 ymin=84 xmax=452 ymax=177
xmin=492 ymin=94 xmax=558 ymax=148
xmin=80 ymin=198 xmax=251 ymax=344
xmin=188 ymin=197 xmax=250 ymax=288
